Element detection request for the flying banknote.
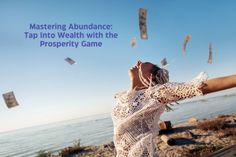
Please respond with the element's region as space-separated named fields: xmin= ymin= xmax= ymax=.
xmin=2 ymin=91 xmax=19 ymax=108
xmin=65 ymin=57 xmax=76 ymax=65
xmin=161 ymin=58 xmax=168 ymax=67
xmin=130 ymin=37 xmax=137 ymax=48
xmin=182 ymin=34 xmax=191 ymax=55
xmin=208 ymin=43 xmax=213 ymax=64
xmin=139 ymin=8 xmax=148 ymax=40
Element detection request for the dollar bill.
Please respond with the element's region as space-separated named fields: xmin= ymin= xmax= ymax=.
xmin=139 ymin=8 xmax=148 ymax=40
xmin=161 ymin=58 xmax=168 ymax=67
xmin=2 ymin=91 xmax=19 ymax=108
xmin=183 ymin=34 xmax=191 ymax=55
xmin=65 ymin=57 xmax=76 ymax=65
xmin=208 ymin=43 xmax=213 ymax=64
xmin=130 ymin=37 xmax=137 ymax=48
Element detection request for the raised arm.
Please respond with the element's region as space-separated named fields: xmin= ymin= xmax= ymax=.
xmin=200 ymin=74 xmax=236 ymax=95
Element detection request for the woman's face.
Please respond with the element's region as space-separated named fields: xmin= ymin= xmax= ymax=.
xmin=128 ymin=60 xmax=154 ymax=82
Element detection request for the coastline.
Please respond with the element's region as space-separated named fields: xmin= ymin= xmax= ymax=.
xmin=40 ymin=112 xmax=236 ymax=157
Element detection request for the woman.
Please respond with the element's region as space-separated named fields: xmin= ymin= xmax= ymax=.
xmin=111 ymin=60 xmax=236 ymax=157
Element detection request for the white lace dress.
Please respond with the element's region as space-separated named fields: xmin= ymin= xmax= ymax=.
xmin=111 ymin=72 xmax=208 ymax=157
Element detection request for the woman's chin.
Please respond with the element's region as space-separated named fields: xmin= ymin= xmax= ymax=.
xmin=128 ymin=67 xmax=135 ymax=72
xmin=128 ymin=67 xmax=139 ymax=78
xmin=128 ymin=69 xmax=132 ymax=76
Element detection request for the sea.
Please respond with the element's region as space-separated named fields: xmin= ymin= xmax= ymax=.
xmin=0 ymin=93 xmax=236 ymax=157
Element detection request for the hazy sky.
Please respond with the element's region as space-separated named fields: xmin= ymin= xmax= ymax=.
xmin=1 ymin=0 xmax=236 ymax=133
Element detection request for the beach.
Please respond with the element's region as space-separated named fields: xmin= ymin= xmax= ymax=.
xmin=50 ymin=112 xmax=236 ymax=157
xmin=0 ymin=93 xmax=236 ymax=157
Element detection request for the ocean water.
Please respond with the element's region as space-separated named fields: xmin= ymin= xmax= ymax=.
xmin=0 ymin=94 xmax=236 ymax=157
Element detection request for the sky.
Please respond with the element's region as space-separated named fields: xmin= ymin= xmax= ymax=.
xmin=0 ymin=0 xmax=236 ymax=133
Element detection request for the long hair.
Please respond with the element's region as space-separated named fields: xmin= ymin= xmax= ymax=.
xmin=139 ymin=64 xmax=169 ymax=88
xmin=151 ymin=65 xmax=169 ymax=85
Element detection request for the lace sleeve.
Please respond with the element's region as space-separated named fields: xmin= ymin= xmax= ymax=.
xmin=147 ymin=72 xmax=208 ymax=104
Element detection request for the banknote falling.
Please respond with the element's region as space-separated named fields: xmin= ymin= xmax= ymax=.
xmin=139 ymin=8 xmax=148 ymax=40
xmin=182 ymin=34 xmax=191 ymax=55
xmin=130 ymin=37 xmax=137 ymax=48
xmin=208 ymin=43 xmax=213 ymax=64
xmin=2 ymin=91 xmax=19 ymax=108
xmin=161 ymin=58 xmax=168 ymax=67
xmin=65 ymin=57 xmax=76 ymax=65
